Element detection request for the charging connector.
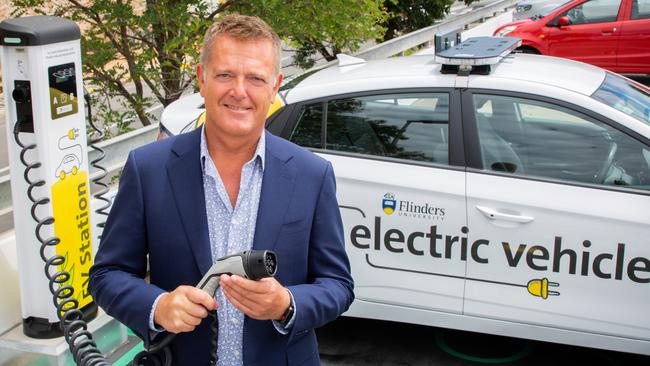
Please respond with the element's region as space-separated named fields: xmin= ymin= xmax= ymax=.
xmin=12 ymin=80 xmax=33 ymax=133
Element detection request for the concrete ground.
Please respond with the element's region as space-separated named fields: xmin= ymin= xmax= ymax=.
xmin=317 ymin=317 xmax=649 ymax=366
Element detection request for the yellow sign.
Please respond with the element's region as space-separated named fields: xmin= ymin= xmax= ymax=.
xmin=51 ymin=171 xmax=93 ymax=309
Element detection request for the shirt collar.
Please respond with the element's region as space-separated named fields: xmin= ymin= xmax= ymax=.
xmin=200 ymin=125 xmax=266 ymax=173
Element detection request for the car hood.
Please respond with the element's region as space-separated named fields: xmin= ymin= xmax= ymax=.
xmin=502 ymin=18 xmax=535 ymax=27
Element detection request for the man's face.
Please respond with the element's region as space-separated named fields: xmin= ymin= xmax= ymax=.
xmin=197 ymin=35 xmax=282 ymax=141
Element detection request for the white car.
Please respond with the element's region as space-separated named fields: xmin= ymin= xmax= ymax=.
xmin=160 ymin=37 xmax=650 ymax=355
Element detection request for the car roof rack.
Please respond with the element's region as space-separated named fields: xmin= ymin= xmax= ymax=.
xmin=435 ymin=36 xmax=521 ymax=76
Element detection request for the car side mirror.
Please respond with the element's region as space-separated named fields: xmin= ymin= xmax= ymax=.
xmin=557 ymin=16 xmax=571 ymax=27
xmin=491 ymin=162 xmax=518 ymax=173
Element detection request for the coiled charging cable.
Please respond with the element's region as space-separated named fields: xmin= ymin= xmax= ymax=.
xmin=13 ymin=92 xmax=110 ymax=365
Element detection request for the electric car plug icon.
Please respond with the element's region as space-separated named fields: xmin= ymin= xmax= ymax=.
xmin=527 ymin=278 xmax=560 ymax=299
xmin=67 ymin=128 xmax=79 ymax=140
xmin=55 ymin=154 xmax=81 ymax=180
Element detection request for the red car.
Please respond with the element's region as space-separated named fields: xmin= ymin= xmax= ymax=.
xmin=494 ymin=0 xmax=650 ymax=74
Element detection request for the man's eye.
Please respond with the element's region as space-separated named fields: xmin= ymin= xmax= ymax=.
xmin=248 ymin=76 xmax=267 ymax=86
xmin=216 ymin=73 xmax=232 ymax=81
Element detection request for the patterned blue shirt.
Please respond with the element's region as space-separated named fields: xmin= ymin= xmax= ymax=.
xmin=201 ymin=127 xmax=265 ymax=366
xmin=149 ymin=128 xmax=295 ymax=364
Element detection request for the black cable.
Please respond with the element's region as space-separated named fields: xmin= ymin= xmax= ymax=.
xmin=13 ymin=122 xmax=110 ymax=366
xmin=209 ymin=310 xmax=219 ymax=366
xmin=83 ymin=88 xmax=111 ymax=239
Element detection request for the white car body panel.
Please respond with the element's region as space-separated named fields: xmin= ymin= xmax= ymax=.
xmin=323 ymin=153 xmax=467 ymax=313
xmin=159 ymin=93 xmax=204 ymax=136
xmin=465 ymin=172 xmax=650 ymax=338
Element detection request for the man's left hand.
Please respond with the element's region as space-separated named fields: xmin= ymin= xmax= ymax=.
xmin=220 ymin=274 xmax=291 ymax=321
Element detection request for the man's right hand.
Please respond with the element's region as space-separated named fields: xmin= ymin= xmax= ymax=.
xmin=154 ymin=285 xmax=218 ymax=333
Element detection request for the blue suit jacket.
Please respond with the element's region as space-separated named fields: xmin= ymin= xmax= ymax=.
xmin=89 ymin=129 xmax=354 ymax=365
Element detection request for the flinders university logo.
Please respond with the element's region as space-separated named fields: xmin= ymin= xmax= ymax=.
xmin=380 ymin=192 xmax=446 ymax=221
xmin=382 ymin=192 xmax=397 ymax=215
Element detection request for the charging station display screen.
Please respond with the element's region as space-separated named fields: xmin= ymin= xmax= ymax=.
xmin=49 ymin=62 xmax=78 ymax=120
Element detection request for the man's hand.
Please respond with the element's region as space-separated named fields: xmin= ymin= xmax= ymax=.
xmin=154 ymin=285 xmax=218 ymax=333
xmin=220 ymin=274 xmax=291 ymax=321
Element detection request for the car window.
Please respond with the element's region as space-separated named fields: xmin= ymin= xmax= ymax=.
xmin=473 ymin=94 xmax=650 ymax=191
xmin=592 ymin=72 xmax=650 ymax=125
xmin=631 ymin=0 xmax=650 ymax=19
xmin=290 ymin=93 xmax=450 ymax=164
xmin=290 ymin=103 xmax=324 ymax=148
xmin=562 ymin=0 xmax=621 ymax=24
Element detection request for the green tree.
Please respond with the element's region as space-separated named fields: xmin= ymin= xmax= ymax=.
xmin=11 ymin=0 xmax=388 ymax=129
xmin=234 ymin=0 xmax=389 ymax=69
xmin=381 ymin=0 xmax=477 ymax=42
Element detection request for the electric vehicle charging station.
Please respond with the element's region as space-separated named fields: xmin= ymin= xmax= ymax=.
xmin=0 ymin=16 xmax=128 ymax=365
xmin=1 ymin=13 xmax=97 ymax=337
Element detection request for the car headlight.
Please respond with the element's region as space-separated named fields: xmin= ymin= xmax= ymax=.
xmin=495 ymin=25 xmax=518 ymax=37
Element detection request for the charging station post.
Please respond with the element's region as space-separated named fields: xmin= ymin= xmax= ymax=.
xmin=0 ymin=15 xmax=98 ymax=338
xmin=0 ymin=16 xmax=134 ymax=366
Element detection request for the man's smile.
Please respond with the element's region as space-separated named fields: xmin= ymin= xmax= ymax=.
xmin=225 ymin=103 xmax=253 ymax=112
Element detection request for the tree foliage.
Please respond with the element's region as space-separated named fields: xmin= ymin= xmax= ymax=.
xmin=381 ymin=0 xmax=478 ymax=42
xmin=233 ymin=0 xmax=389 ymax=69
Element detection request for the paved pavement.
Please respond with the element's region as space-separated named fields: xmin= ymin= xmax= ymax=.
xmin=317 ymin=317 xmax=649 ymax=366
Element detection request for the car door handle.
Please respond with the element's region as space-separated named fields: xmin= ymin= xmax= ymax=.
xmin=475 ymin=205 xmax=534 ymax=223
xmin=601 ymin=27 xmax=617 ymax=35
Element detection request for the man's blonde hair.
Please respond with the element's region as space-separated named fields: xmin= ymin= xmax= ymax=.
xmin=200 ymin=13 xmax=281 ymax=76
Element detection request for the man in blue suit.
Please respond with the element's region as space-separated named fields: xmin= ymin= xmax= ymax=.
xmin=89 ymin=14 xmax=354 ymax=365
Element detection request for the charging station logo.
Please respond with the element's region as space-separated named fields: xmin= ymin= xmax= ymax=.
xmin=55 ymin=129 xmax=83 ymax=180
xmin=382 ymin=193 xmax=397 ymax=215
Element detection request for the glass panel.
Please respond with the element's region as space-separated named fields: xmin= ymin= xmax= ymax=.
xmin=592 ymin=73 xmax=650 ymax=125
xmin=325 ymin=93 xmax=450 ymax=164
xmin=290 ymin=103 xmax=323 ymax=148
xmin=565 ymin=0 xmax=621 ymax=24
xmin=631 ymin=0 xmax=650 ymax=19
xmin=473 ymin=94 xmax=650 ymax=191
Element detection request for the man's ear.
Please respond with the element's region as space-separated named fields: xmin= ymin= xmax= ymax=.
xmin=197 ymin=64 xmax=205 ymax=97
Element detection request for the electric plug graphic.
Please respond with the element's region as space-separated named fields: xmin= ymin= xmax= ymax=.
xmin=67 ymin=128 xmax=79 ymax=140
xmin=527 ymin=278 xmax=560 ymax=299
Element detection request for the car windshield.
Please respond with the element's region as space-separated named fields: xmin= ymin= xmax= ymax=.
xmin=592 ymin=73 xmax=650 ymax=126
xmin=279 ymin=69 xmax=321 ymax=93
xmin=532 ymin=0 xmax=571 ymax=19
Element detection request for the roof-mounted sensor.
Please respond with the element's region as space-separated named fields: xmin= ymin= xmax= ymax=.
xmin=435 ymin=36 xmax=521 ymax=75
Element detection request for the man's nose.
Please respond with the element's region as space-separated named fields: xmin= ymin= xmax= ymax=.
xmin=229 ymin=77 xmax=247 ymax=98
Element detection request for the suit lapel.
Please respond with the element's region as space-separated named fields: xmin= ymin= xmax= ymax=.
xmin=166 ymin=129 xmax=212 ymax=275
xmin=253 ymin=132 xmax=296 ymax=251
